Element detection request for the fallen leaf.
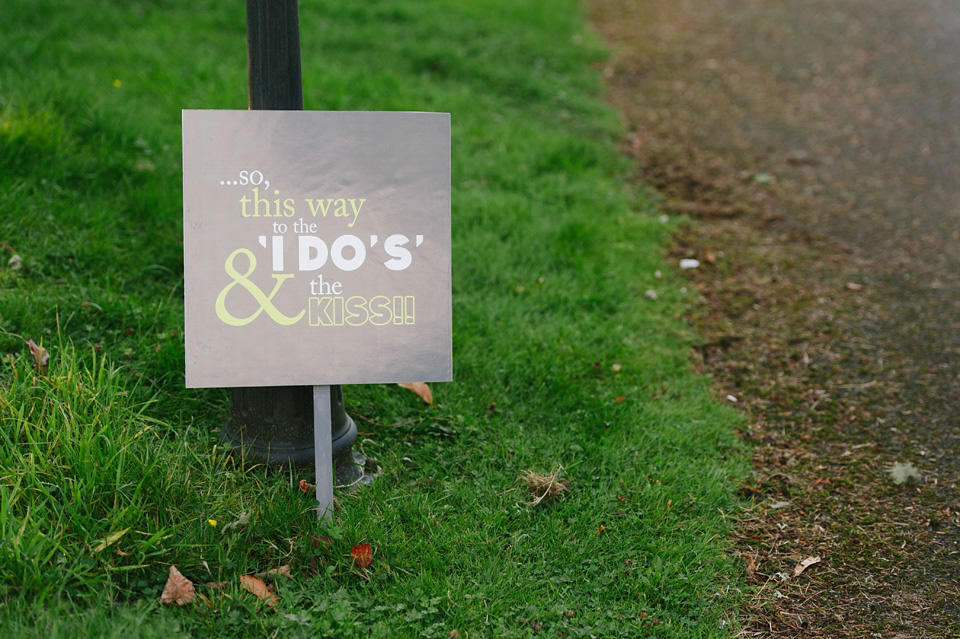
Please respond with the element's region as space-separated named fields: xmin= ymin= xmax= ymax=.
xmin=752 ymin=172 xmax=775 ymax=185
xmin=25 ymin=339 xmax=49 ymax=373
xmin=793 ymin=555 xmax=821 ymax=578
xmin=398 ymin=382 xmax=433 ymax=405
xmin=888 ymin=462 xmax=922 ymax=485
xmin=161 ymin=565 xmax=197 ymax=606
xmin=597 ymin=525 xmax=605 ymax=535
xmin=614 ymin=396 xmax=626 ymax=403
xmin=741 ymin=553 xmax=757 ymax=577
xmin=94 ymin=528 xmax=130 ymax=553
xmin=845 ymin=282 xmax=864 ymax=291
xmin=299 ymin=479 xmax=315 ymax=494
xmin=239 ymin=575 xmax=277 ymax=606
xmin=265 ymin=565 xmax=292 ymax=577
xmin=351 ymin=543 xmax=374 ymax=568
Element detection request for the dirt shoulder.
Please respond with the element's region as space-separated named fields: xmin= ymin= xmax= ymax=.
xmin=588 ymin=0 xmax=960 ymax=636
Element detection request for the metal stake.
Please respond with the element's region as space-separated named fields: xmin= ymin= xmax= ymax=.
xmin=312 ymin=385 xmax=334 ymax=520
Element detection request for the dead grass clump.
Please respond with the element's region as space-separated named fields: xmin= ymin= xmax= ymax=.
xmin=520 ymin=466 xmax=569 ymax=506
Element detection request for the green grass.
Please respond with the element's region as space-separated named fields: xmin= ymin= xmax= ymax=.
xmin=0 ymin=0 xmax=746 ymax=636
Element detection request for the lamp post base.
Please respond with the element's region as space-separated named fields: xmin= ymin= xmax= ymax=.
xmin=220 ymin=385 xmax=374 ymax=487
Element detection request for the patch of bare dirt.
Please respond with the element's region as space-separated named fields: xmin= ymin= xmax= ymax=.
xmin=589 ymin=0 xmax=960 ymax=636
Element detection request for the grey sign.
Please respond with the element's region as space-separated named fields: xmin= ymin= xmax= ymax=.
xmin=182 ymin=110 xmax=452 ymax=388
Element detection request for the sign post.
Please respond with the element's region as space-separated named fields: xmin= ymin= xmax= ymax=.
xmin=312 ymin=386 xmax=334 ymax=520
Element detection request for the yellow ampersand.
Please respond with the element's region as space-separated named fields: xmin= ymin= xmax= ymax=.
xmin=215 ymin=248 xmax=304 ymax=326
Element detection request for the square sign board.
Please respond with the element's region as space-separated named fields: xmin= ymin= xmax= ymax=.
xmin=182 ymin=110 xmax=452 ymax=388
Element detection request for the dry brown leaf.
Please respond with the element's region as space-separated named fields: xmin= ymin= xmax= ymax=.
xmin=25 ymin=339 xmax=49 ymax=373
xmin=160 ymin=565 xmax=196 ymax=606
xmin=520 ymin=466 xmax=569 ymax=506
xmin=265 ymin=565 xmax=292 ymax=577
xmin=239 ymin=575 xmax=278 ymax=606
xmin=351 ymin=543 xmax=374 ymax=568
xmin=299 ymin=479 xmax=315 ymax=494
xmin=398 ymin=382 xmax=433 ymax=405
xmin=793 ymin=555 xmax=822 ymax=578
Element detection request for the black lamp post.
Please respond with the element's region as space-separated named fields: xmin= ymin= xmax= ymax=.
xmin=220 ymin=0 xmax=362 ymax=487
